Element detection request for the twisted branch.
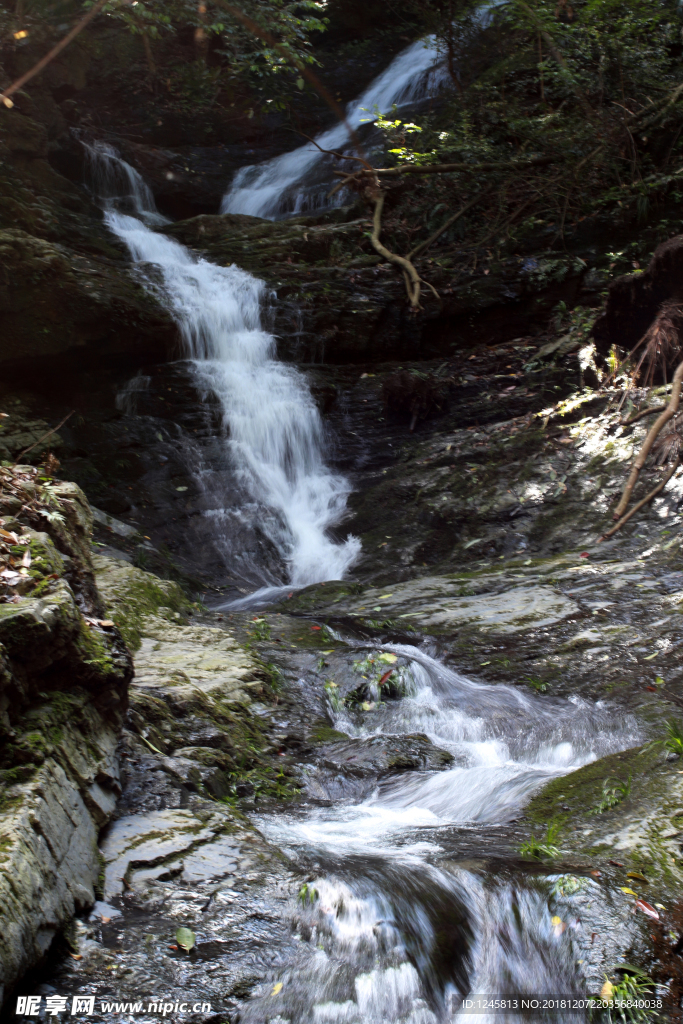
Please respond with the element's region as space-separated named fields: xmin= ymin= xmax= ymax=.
xmin=601 ymin=458 xmax=681 ymax=540
xmin=370 ymin=191 xmax=424 ymax=309
xmin=612 ymin=358 xmax=683 ymax=520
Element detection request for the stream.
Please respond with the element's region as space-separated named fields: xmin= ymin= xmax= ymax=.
xmin=68 ymin=41 xmax=651 ymax=1023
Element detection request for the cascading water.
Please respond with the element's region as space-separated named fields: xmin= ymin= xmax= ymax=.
xmin=239 ymin=645 xmax=641 ymax=1022
xmin=86 ymin=141 xmax=360 ymax=588
xmin=221 ymin=37 xmax=449 ymax=220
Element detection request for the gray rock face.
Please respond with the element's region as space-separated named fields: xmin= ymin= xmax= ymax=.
xmin=0 ymin=480 xmax=131 ymax=998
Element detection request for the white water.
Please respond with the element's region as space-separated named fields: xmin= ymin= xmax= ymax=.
xmin=243 ymin=645 xmax=641 ymax=1022
xmin=221 ymin=37 xmax=448 ymax=220
xmin=86 ymin=142 xmax=360 ymax=587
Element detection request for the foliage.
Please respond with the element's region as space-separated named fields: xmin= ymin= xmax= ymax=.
xmin=352 ymin=0 xmax=683 ymax=271
xmin=519 ymin=820 xmax=561 ymax=859
xmin=1 ymin=0 xmax=328 ymax=107
xmin=593 ymin=967 xmax=658 ymax=1023
xmin=588 ymin=774 xmax=632 ymax=814
xmin=663 ymin=718 xmax=683 ymax=756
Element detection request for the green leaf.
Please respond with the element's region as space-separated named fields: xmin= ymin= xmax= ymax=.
xmin=296 ymin=77 xmax=304 ymax=90
xmin=176 ymin=927 xmax=195 ymax=951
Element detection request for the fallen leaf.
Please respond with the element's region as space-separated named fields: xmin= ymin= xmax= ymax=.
xmin=360 ymin=701 xmax=376 ymax=711
xmin=620 ymin=887 xmax=638 ymax=896
xmin=646 ymin=686 xmax=657 ymax=692
xmin=635 ymin=899 xmax=659 ymax=920
xmin=271 ymin=983 xmax=283 ymax=996
xmin=176 ymin=927 xmax=195 ymax=951
xmin=590 ymin=870 xmax=601 ymax=877
xmin=580 ymin=552 xmax=590 ymax=558
xmin=627 ymin=872 xmax=649 ymax=884
xmin=99 ymin=620 xmax=115 ymax=628
xmin=379 ymin=594 xmax=393 ymax=599
xmin=311 ymin=625 xmax=321 ymax=631
xmin=378 ymin=653 xmax=397 ymax=664
xmin=609 ymin=860 xmax=624 ymax=867
xmin=176 ymin=486 xmax=188 ymax=492
xmin=101 ymin=916 xmax=111 ymax=924
xmin=551 ymin=916 xmax=563 ymax=926
xmin=655 ymin=903 xmax=666 ymax=910
xmin=69 ymin=954 xmax=83 ymax=961
xmin=601 ymin=981 xmax=614 ymax=1000
xmin=378 ymin=669 xmax=394 ymax=686
xmin=168 ymin=945 xmax=178 ymax=950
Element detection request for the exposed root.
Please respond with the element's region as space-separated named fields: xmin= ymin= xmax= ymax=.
xmin=600 ymin=458 xmax=681 ymax=540
xmin=620 ymin=403 xmax=667 ymax=425
xmin=631 ymin=301 xmax=683 ymax=388
xmin=612 ymin=357 xmax=683 ymax=520
xmin=370 ymin=190 xmax=424 ymax=309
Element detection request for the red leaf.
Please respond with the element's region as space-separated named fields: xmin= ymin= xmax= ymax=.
xmin=379 ymin=669 xmax=394 ymax=686
xmin=590 ymin=870 xmax=601 ymax=877
xmin=609 ymin=860 xmax=624 ymax=867
xmin=580 ymin=552 xmax=590 ymax=558
xmin=311 ymin=625 xmax=321 ymax=631
xmin=635 ymin=899 xmax=659 ymax=921
xmin=646 ymin=686 xmax=657 ymax=692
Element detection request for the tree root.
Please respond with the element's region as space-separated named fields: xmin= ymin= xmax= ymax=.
xmin=620 ymin=403 xmax=667 ymax=426
xmin=600 ymin=457 xmax=681 ymax=541
xmin=370 ymin=191 xmax=427 ymax=309
xmin=612 ymin=357 xmax=683 ymax=520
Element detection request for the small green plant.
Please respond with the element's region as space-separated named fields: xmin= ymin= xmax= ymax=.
xmin=589 ymin=775 xmax=632 ymax=815
xmin=298 ymin=883 xmax=318 ymax=906
xmin=519 ymin=821 xmax=561 ymax=860
xmin=551 ymin=874 xmax=587 ymax=897
xmin=248 ymin=618 xmax=271 ymax=642
xmin=593 ymin=967 xmax=657 ymax=1023
xmin=664 ymin=719 xmax=683 ymax=757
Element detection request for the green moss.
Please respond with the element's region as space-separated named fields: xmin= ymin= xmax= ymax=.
xmin=310 ymin=724 xmax=350 ymax=745
xmin=74 ymin=621 xmax=119 ymax=677
xmin=525 ymin=744 xmax=654 ymax=829
xmin=93 ymin=556 xmax=191 ymax=650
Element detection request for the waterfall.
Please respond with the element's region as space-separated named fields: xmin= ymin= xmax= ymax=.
xmin=221 ymin=36 xmax=448 ymax=220
xmin=86 ymin=141 xmax=360 ymax=588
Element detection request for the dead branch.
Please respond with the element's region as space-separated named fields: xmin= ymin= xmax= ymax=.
xmin=620 ymin=403 xmax=667 ymax=426
xmin=612 ymin=358 xmax=683 ymax=519
xmin=0 ymin=0 xmax=119 ymax=108
xmin=600 ymin=457 xmax=681 ymax=540
xmin=292 ymin=131 xmax=373 ymax=170
xmin=408 ymin=194 xmax=484 ymax=260
xmin=370 ymin=191 xmax=423 ymax=309
xmin=334 ymin=156 xmax=556 ymax=184
xmin=12 ymin=410 xmax=74 ymax=464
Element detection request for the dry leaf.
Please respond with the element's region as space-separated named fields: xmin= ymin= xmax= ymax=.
xmin=271 ymin=982 xmax=283 ymax=996
xmin=635 ymin=899 xmax=659 ymax=920
xmin=620 ymin=887 xmax=638 ymax=896
xmin=601 ymin=981 xmax=614 ymax=1000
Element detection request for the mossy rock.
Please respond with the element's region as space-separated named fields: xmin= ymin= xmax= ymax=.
xmin=523 ymin=743 xmax=683 ymax=887
xmin=93 ymin=554 xmax=192 ymax=650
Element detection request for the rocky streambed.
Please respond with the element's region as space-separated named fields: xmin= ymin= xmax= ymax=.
xmin=3 ymin=372 xmax=683 ymax=1020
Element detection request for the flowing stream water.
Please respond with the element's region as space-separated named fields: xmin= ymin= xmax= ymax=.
xmin=82 ymin=40 xmax=646 ymax=1021
xmin=221 ymin=37 xmax=448 ymax=219
xmin=238 ymin=645 xmax=640 ymax=1022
